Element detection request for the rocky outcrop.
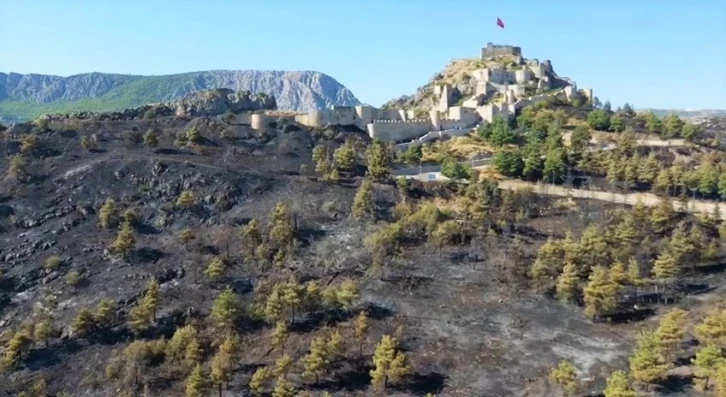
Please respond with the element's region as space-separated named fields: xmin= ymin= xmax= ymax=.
xmin=45 ymin=89 xmax=277 ymax=121
xmin=172 ymin=89 xmax=277 ymax=117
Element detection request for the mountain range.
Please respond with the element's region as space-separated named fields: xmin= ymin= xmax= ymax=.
xmin=0 ymin=70 xmax=361 ymax=122
xmin=637 ymin=108 xmax=726 ymax=120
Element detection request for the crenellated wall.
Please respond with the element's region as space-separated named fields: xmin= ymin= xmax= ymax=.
xmin=367 ymin=119 xmax=433 ymax=142
xmin=481 ymin=43 xmax=522 ymax=58
xmin=229 ymin=45 xmax=588 ymax=142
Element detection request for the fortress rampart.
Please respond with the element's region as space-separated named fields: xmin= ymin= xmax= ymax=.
xmin=223 ymin=44 xmax=592 ymax=144
xmin=481 ymin=43 xmax=522 ymax=58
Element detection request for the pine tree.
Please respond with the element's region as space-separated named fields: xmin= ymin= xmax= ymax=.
xmin=210 ymin=288 xmax=242 ymax=331
xmin=638 ymin=152 xmax=661 ymax=184
xmin=110 ymin=221 xmax=136 ymax=257
xmin=578 ymin=224 xmax=609 ymax=276
xmin=583 ymin=266 xmax=618 ymax=320
xmin=549 ymin=361 xmax=578 ymax=396
xmin=20 ymin=134 xmax=40 ymax=155
xmin=184 ymin=337 xmax=204 ymax=366
xmin=144 ymin=278 xmax=160 ymax=321
xmin=128 ymin=299 xmax=153 ymax=334
xmin=1 ymin=331 xmax=31 ymax=369
xmin=264 ymin=286 xmax=284 ymax=324
xmin=269 ymin=202 xmax=294 ymax=247
xmin=249 ymin=367 xmax=271 ymax=396
xmin=33 ymin=317 xmax=53 ymax=347
xmin=219 ymin=333 xmax=241 ymax=363
xmin=211 ymin=347 xmax=233 ymax=397
xmin=609 ymin=261 xmax=629 ymax=288
xmin=354 ymin=310 xmax=369 ymax=357
xmin=271 ymin=321 xmax=289 ymax=354
xmin=693 ymin=344 xmax=724 ymax=390
xmin=333 ymin=140 xmax=357 ymax=171
xmin=653 ymin=251 xmax=680 ymax=280
xmin=716 ymin=364 xmax=726 ymax=397
xmin=352 ymin=178 xmax=375 ymax=222
xmin=650 ymin=199 xmax=674 ymax=234
xmin=555 ymin=261 xmax=580 ymax=302
xmin=365 ymin=139 xmax=391 ymax=181
xmin=167 ymin=325 xmax=198 ymax=362
xmin=271 ymin=377 xmax=295 ymax=397
xmin=303 ymin=336 xmax=330 ymax=384
xmin=629 ymin=330 xmax=670 ymax=390
xmin=179 ymin=227 xmax=196 ymax=251
xmin=98 ymin=198 xmax=119 ymax=229
xmin=695 ymin=310 xmax=726 ymax=344
xmin=370 ymin=335 xmax=411 ymax=390
xmin=656 ymin=308 xmax=688 ymax=357
xmin=43 ymin=255 xmax=62 ymax=272
xmin=185 ymin=364 xmax=210 ymax=397
xmin=143 ymin=129 xmax=159 ymax=149
xmin=623 ymin=155 xmax=638 ymax=189
xmin=613 ymin=216 xmax=639 ymax=259
xmin=327 ymin=329 xmax=344 ymax=361
xmin=72 ymin=307 xmax=97 ymax=338
xmin=177 ymin=190 xmax=196 ymax=209
xmin=240 ymin=219 xmax=262 ymax=257
xmin=273 ymin=353 xmax=293 ymax=378
xmin=281 ymin=281 xmax=302 ymax=323
xmin=93 ymin=298 xmax=116 ymax=327
xmin=627 ymin=258 xmax=645 ymax=299
xmin=530 ymin=238 xmax=565 ymax=289
xmin=603 ymin=370 xmax=637 ymax=397
xmin=205 ymin=256 xmax=226 ymax=281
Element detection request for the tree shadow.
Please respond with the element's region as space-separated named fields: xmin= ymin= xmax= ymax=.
xmin=658 ymin=374 xmax=692 ymax=394
xmin=692 ymin=262 xmax=726 ymax=275
xmin=676 ymin=283 xmax=716 ymax=296
xmin=607 ymin=307 xmax=656 ymax=324
xmin=94 ymin=326 xmax=135 ymax=345
xmin=289 ymin=309 xmax=357 ymax=334
xmin=59 ymin=129 xmax=78 ymax=139
xmin=129 ymin=247 xmax=164 ymax=264
xmin=392 ymin=372 xmax=447 ymax=396
xmin=362 ymin=303 xmax=395 ymax=320
xmin=152 ymin=148 xmax=189 ymax=155
xmin=313 ymin=364 xmax=372 ymax=392
xmin=135 ymin=223 xmax=161 ymax=235
xmin=24 ymin=339 xmax=83 ymax=371
xmin=296 ymin=227 xmax=327 ymax=247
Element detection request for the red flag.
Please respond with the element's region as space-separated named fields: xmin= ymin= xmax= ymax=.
xmin=496 ymin=17 xmax=505 ymax=28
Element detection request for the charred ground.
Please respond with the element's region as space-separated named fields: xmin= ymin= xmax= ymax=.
xmin=0 ymin=110 xmax=725 ymax=397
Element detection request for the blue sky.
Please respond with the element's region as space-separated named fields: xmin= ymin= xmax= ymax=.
xmin=1 ymin=0 xmax=725 ymax=109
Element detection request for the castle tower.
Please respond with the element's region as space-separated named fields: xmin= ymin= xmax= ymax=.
xmin=507 ymin=90 xmax=516 ymax=105
xmin=434 ymin=84 xmax=453 ymax=112
xmin=582 ymin=88 xmax=594 ymax=103
xmin=251 ymin=113 xmax=267 ymax=130
xmin=429 ymin=110 xmax=441 ymax=131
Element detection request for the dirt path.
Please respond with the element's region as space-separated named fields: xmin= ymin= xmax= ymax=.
xmin=497 ymin=179 xmax=723 ymax=215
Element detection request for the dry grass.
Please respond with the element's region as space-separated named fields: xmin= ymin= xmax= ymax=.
xmin=437 ymin=56 xmax=517 ymax=86
xmin=422 ymin=135 xmax=492 ymax=162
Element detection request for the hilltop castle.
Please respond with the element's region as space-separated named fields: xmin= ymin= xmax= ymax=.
xmin=231 ymin=44 xmax=594 ymax=143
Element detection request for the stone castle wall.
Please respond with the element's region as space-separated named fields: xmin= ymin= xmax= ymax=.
xmin=481 ymin=43 xmax=522 ymax=59
xmin=367 ymin=119 xmax=432 ymax=142
xmin=224 ymin=44 xmax=592 ymax=144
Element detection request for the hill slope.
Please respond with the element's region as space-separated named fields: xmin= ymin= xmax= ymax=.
xmin=0 ymin=70 xmax=361 ymax=121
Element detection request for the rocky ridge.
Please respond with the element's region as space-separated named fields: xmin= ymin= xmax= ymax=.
xmin=0 ymin=70 xmax=361 ymax=120
xmin=42 ymin=88 xmax=277 ymax=122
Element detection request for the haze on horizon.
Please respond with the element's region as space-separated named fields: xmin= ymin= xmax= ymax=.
xmin=1 ymin=0 xmax=725 ymax=110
